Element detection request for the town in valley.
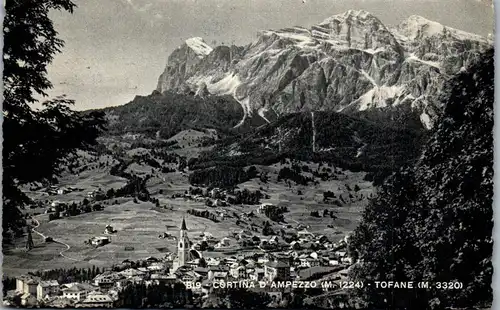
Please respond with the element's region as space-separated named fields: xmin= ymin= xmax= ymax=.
xmin=4 ymin=132 xmax=369 ymax=307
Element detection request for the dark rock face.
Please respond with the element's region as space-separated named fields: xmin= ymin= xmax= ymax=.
xmin=156 ymin=10 xmax=491 ymax=129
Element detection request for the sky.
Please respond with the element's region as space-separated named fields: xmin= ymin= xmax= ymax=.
xmin=43 ymin=0 xmax=494 ymax=110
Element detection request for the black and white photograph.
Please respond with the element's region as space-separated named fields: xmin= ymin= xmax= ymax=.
xmin=1 ymin=0 xmax=495 ymax=308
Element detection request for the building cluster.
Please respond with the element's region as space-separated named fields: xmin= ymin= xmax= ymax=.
xmin=5 ymin=275 xmax=116 ymax=308
xmin=171 ymin=187 xmax=228 ymax=206
xmin=43 ymin=185 xmax=83 ymax=196
xmin=5 ymin=218 xmax=354 ymax=308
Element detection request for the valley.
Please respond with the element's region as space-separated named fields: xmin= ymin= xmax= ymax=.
xmin=4 ymin=129 xmax=374 ymax=276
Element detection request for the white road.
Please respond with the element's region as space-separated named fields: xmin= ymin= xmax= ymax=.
xmin=31 ymin=217 xmax=80 ymax=262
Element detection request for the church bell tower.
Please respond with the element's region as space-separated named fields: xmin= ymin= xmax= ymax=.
xmin=177 ymin=217 xmax=190 ymax=267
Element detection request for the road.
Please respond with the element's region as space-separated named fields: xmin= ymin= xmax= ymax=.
xmin=31 ymin=217 xmax=80 ymax=262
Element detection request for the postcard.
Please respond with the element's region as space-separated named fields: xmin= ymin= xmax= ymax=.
xmin=2 ymin=0 xmax=494 ymax=308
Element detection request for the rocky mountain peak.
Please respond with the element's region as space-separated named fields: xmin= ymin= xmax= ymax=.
xmin=397 ymin=15 xmax=450 ymax=40
xmin=320 ymin=9 xmax=379 ymax=24
xmin=315 ymin=9 xmax=397 ymax=50
xmin=156 ymin=10 xmax=492 ymax=130
xmin=396 ymin=15 xmax=489 ymax=43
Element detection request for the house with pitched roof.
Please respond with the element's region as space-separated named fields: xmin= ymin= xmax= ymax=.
xmin=36 ymin=280 xmax=60 ymax=300
xmin=76 ymin=292 xmax=114 ymax=308
xmin=16 ymin=275 xmax=40 ymax=295
xmin=61 ymin=283 xmax=96 ymax=302
xmin=264 ymin=261 xmax=291 ymax=282
xmin=20 ymin=293 xmax=38 ymax=307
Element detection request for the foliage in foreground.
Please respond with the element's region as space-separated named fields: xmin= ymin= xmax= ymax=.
xmin=3 ymin=0 xmax=106 ymax=242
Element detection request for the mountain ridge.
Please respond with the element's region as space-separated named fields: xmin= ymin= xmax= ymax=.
xmin=156 ymin=10 xmax=491 ymax=129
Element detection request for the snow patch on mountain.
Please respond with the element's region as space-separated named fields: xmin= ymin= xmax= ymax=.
xmin=258 ymin=107 xmax=271 ymax=123
xmin=240 ymin=97 xmax=251 ymax=115
xmin=186 ymin=72 xmax=250 ymax=126
xmin=407 ymin=53 xmax=441 ymax=69
xmin=203 ymin=72 xmax=252 ymax=126
xmin=364 ymin=47 xmax=386 ymax=54
xmin=234 ymin=97 xmax=252 ymax=128
xmin=206 ymin=72 xmax=242 ymax=96
xmin=319 ymin=9 xmax=373 ymax=25
xmin=360 ymin=70 xmax=377 ymax=86
xmin=185 ymin=37 xmax=213 ymax=57
xmin=187 ymin=72 xmax=242 ymax=97
xmin=394 ymin=94 xmax=416 ymax=107
xmin=264 ymin=30 xmax=315 ymax=49
xmin=401 ymin=15 xmax=444 ymax=39
xmin=356 ymin=85 xmax=405 ymax=111
xmin=397 ymin=15 xmax=488 ymax=43
xmin=420 ymin=111 xmax=432 ymax=129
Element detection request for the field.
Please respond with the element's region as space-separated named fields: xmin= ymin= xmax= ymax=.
xmin=241 ymin=161 xmax=373 ymax=236
xmin=4 ymin=199 xmax=235 ymax=276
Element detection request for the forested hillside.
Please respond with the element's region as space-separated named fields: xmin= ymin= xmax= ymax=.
xmin=192 ymin=111 xmax=426 ymax=185
xmin=101 ymin=91 xmax=244 ymax=139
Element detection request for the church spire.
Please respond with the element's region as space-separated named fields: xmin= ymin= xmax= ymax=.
xmin=174 ymin=217 xmax=190 ymax=272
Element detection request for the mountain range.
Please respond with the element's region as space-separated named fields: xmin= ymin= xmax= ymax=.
xmin=156 ymin=10 xmax=492 ymax=129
